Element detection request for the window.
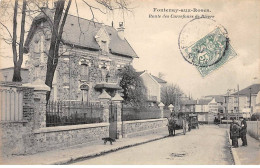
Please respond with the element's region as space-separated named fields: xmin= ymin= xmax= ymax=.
xmin=101 ymin=40 xmax=108 ymax=54
xmin=80 ymin=64 xmax=89 ymax=81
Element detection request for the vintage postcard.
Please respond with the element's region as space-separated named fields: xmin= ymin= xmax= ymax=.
xmin=0 ymin=0 xmax=259 ymax=165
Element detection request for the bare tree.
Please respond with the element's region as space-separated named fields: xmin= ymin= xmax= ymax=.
xmin=0 ymin=0 xmax=27 ymax=82
xmin=45 ymin=0 xmax=72 ymax=101
xmin=161 ymin=83 xmax=184 ymax=109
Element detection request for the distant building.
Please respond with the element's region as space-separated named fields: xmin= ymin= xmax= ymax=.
xmin=0 ymin=67 xmax=29 ymax=83
xmin=223 ymin=83 xmax=260 ymax=119
xmin=195 ymin=98 xmax=218 ymax=123
xmin=138 ymin=70 xmax=167 ymax=105
xmin=180 ymin=99 xmax=196 ymax=112
xmin=205 ymin=95 xmax=225 ymax=113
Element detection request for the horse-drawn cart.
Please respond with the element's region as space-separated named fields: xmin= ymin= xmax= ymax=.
xmin=167 ymin=112 xmax=189 ymax=136
xmin=188 ymin=113 xmax=199 ymax=130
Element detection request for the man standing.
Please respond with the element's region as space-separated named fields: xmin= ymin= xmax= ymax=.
xmin=230 ymin=119 xmax=235 ymax=146
xmin=232 ymin=121 xmax=241 ymax=148
xmin=240 ymin=118 xmax=248 ymax=146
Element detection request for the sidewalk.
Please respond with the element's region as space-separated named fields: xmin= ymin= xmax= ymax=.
xmin=226 ymin=130 xmax=260 ymax=165
xmin=1 ymin=127 xmax=173 ymax=165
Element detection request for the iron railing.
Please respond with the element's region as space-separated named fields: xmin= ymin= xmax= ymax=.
xmin=46 ymin=101 xmax=103 ymax=127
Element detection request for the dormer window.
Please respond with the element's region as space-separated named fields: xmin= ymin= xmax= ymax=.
xmin=95 ymin=27 xmax=110 ymax=55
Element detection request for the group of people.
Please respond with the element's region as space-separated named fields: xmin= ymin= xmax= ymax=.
xmin=229 ymin=118 xmax=248 ymax=148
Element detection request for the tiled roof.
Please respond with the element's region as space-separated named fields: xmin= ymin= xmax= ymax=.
xmin=180 ymin=99 xmax=197 ymax=105
xmin=24 ymin=8 xmax=138 ymax=58
xmin=197 ymin=98 xmax=213 ymax=105
xmin=151 ymin=75 xmax=167 ymax=84
xmin=137 ymin=71 xmax=167 ymax=84
xmin=205 ymin=95 xmax=224 ymax=103
xmin=232 ymin=84 xmax=260 ymax=96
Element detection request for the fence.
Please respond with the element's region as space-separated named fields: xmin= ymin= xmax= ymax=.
xmin=46 ymin=101 xmax=103 ymax=127
xmin=247 ymin=121 xmax=260 ymax=140
xmin=0 ymin=84 xmax=24 ymax=121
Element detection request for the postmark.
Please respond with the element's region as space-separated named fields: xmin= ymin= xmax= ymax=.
xmin=178 ymin=18 xmax=237 ymax=77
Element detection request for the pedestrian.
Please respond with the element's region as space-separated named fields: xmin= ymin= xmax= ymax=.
xmin=232 ymin=121 xmax=241 ymax=148
xmin=230 ymin=118 xmax=235 ymax=146
xmin=240 ymin=117 xmax=248 ymax=146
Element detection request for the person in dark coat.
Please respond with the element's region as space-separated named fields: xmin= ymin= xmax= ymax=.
xmin=240 ymin=118 xmax=248 ymax=146
xmin=230 ymin=119 xmax=235 ymax=146
xmin=232 ymin=121 xmax=241 ymax=148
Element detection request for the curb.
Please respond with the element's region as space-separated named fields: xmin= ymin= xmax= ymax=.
xmin=226 ymin=130 xmax=241 ymax=165
xmin=50 ymin=135 xmax=169 ymax=165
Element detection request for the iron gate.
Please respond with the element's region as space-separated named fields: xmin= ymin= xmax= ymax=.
xmin=109 ymin=102 xmax=117 ymax=139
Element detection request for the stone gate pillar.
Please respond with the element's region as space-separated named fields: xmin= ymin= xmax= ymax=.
xmin=158 ymin=102 xmax=165 ymax=118
xmin=98 ymin=89 xmax=111 ymax=123
xmin=23 ymin=78 xmax=50 ymax=129
xmin=112 ymin=92 xmax=124 ymax=139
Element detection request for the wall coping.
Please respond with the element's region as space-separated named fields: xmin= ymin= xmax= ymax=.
xmin=123 ymin=118 xmax=167 ymax=124
xmin=34 ymin=122 xmax=109 ymax=134
xmin=0 ymin=120 xmax=28 ymax=124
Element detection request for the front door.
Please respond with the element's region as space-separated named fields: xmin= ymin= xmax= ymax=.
xmin=109 ymin=102 xmax=117 ymax=139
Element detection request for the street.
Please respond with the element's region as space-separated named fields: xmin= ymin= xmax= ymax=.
xmin=72 ymin=125 xmax=233 ymax=165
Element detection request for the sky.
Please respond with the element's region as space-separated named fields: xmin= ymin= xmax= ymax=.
xmin=0 ymin=0 xmax=259 ymax=98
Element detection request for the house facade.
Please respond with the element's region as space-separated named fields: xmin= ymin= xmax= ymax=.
xmin=0 ymin=67 xmax=29 ymax=83
xmin=138 ymin=71 xmax=167 ymax=105
xmin=195 ymin=98 xmax=218 ymax=123
xmin=24 ymin=8 xmax=138 ymax=102
xmin=223 ymin=84 xmax=260 ymax=119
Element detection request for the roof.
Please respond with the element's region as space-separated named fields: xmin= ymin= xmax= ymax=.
xmin=137 ymin=71 xmax=167 ymax=84
xmin=24 ymin=8 xmax=138 ymax=58
xmin=232 ymin=84 xmax=260 ymax=96
xmin=197 ymin=98 xmax=214 ymax=105
xmin=180 ymin=99 xmax=197 ymax=105
xmin=151 ymin=75 xmax=167 ymax=84
xmin=136 ymin=71 xmax=145 ymax=76
xmin=205 ymin=95 xmax=224 ymax=103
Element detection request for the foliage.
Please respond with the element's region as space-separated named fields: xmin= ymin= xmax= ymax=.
xmin=118 ymin=65 xmax=147 ymax=108
xmin=161 ymin=83 xmax=184 ymax=110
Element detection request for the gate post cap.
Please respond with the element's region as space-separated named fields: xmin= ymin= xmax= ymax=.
xmin=112 ymin=93 xmax=124 ymax=102
xmin=98 ymin=89 xmax=111 ymax=99
xmin=158 ymin=102 xmax=165 ymax=107
xmin=23 ymin=78 xmax=50 ymax=91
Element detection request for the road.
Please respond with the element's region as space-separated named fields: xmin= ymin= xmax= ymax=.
xmin=72 ymin=125 xmax=233 ymax=165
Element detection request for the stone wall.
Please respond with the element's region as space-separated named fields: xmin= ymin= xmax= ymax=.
xmin=247 ymin=121 xmax=260 ymax=140
xmin=33 ymin=123 xmax=109 ymax=152
xmin=122 ymin=118 xmax=167 ymax=137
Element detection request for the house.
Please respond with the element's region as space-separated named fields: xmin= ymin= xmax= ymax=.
xmin=205 ymin=95 xmax=225 ymax=114
xmin=24 ymin=8 xmax=138 ymax=102
xmin=0 ymin=67 xmax=29 ymax=83
xmin=137 ymin=71 xmax=167 ymax=105
xmin=180 ymin=98 xmax=196 ymax=112
xmin=195 ymin=98 xmax=218 ymax=123
xmin=222 ymin=83 xmax=260 ymax=119
xmin=223 ymin=83 xmax=260 ymax=119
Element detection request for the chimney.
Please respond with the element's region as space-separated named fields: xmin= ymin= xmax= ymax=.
xmin=117 ymin=22 xmax=125 ymax=40
xmin=196 ymin=99 xmax=199 ymax=104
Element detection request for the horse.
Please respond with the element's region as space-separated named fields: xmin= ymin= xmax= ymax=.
xmin=167 ymin=115 xmax=178 ymax=136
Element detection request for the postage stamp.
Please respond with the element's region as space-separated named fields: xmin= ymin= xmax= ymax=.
xmin=178 ymin=18 xmax=237 ymax=77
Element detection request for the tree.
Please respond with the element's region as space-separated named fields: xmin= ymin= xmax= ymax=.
xmin=161 ymin=83 xmax=184 ymax=110
xmin=0 ymin=0 xmax=27 ymax=82
xmin=44 ymin=0 xmax=72 ymax=101
xmin=118 ymin=65 xmax=147 ymax=108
